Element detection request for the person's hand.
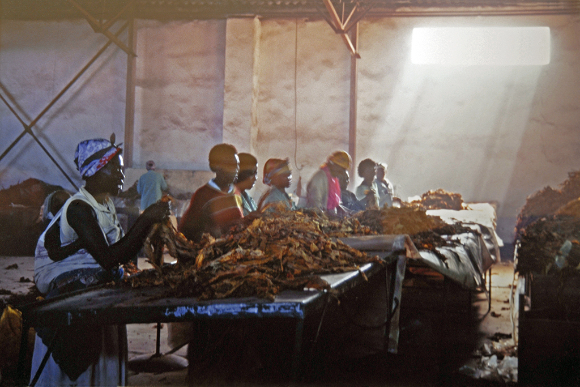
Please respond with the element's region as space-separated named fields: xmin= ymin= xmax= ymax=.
xmin=243 ymin=211 xmax=262 ymax=224
xmin=140 ymin=201 xmax=171 ymax=224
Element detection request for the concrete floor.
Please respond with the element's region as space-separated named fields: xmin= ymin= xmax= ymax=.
xmin=0 ymin=256 xmax=517 ymax=386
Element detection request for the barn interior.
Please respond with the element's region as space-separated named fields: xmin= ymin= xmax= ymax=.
xmin=1 ymin=0 xmax=580 ymax=386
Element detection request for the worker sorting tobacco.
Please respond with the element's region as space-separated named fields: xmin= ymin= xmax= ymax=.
xmin=234 ymin=152 xmax=259 ymax=216
xmin=338 ymin=168 xmax=366 ymax=213
xmin=32 ymin=136 xmax=170 ymax=386
xmin=178 ymin=143 xmax=246 ymax=242
xmin=306 ymin=150 xmax=352 ymax=215
xmin=355 ymin=158 xmax=380 ymax=210
xmin=257 ymin=157 xmax=297 ymax=212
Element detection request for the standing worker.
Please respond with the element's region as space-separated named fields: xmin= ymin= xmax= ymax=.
xmin=375 ymin=162 xmax=395 ymax=208
xmin=137 ymin=160 xmax=168 ymax=212
xmin=306 ymin=150 xmax=352 ymax=215
xmin=32 ymin=136 xmax=170 ymax=386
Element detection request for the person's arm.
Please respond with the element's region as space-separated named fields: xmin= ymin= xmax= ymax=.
xmin=66 ymin=199 xmax=169 ymax=271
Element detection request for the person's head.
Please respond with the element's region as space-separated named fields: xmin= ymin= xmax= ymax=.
xmin=263 ymin=158 xmax=292 ymax=190
xmin=235 ymin=153 xmax=258 ymax=191
xmin=338 ymin=168 xmax=350 ymax=191
xmin=326 ymin=150 xmax=352 ymax=178
xmin=74 ymin=136 xmax=124 ymax=195
xmin=376 ymin=163 xmax=387 ymax=181
xmin=357 ymin=158 xmax=377 ymax=182
xmin=209 ymin=143 xmax=239 ymax=187
xmin=146 ymin=160 xmax=156 ymax=171
xmin=42 ymin=190 xmax=71 ymax=223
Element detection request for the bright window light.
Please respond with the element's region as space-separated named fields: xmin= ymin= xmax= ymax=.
xmin=412 ymin=27 xmax=550 ymax=65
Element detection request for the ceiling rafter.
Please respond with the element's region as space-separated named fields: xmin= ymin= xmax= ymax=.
xmin=2 ymin=0 xmax=579 ymax=20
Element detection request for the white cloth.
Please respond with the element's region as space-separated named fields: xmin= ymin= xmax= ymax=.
xmin=34 ymin=187 xmax=124 ymax=294
xmin=30 ymin=326 xmax=127 ymax=387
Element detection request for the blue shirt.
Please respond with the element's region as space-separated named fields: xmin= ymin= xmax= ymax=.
xmin=137 ymin=170 xmax=168 ymax=211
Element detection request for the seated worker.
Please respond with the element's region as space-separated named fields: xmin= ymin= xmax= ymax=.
xmin=257 ymin=158 xmax=296 ymax=212
xmin=178 ymin=143 xmax=244 ymax=242
xmin=306 ymin=150 xmax=352 ymax=215
xmin=32 ymin=136 xmax=170 ymax=386
xmin=375 ymin=162 xmax=395 ymax=208
xmin=338 ymin=168 xmax=365 ymax=213
xmin=355 ymin=158 xmax=380 ymax=210
xmin=234 ymin=152 xmax=259 ymax=216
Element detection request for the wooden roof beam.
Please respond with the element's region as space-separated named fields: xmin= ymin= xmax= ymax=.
xmin=68 ymin=0 xmax=136 ymax=57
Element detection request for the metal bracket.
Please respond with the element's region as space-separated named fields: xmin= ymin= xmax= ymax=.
xmin=317 ymin=0 xmax=376 ymax=58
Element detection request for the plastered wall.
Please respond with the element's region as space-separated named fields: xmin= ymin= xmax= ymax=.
xmin=2 ymin=14 xmax=580 ymax=243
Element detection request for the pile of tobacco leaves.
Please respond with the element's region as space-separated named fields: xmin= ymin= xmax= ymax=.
xmin=124 ymin=209 xmax=381 ymax=301
xmin=126 ymin=206 xmax=480 ymax=301
xmin=517 ymin=214 xmax=580 ymax=275
xmin=409 ymin=189 xmax=464 ymax=211
xmin=354 ymin=206 xmax=448 ymax=235
xmin=515 ymin=170 xmax=580 ymax=237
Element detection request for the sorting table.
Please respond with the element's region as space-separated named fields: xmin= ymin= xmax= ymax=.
xmin=18 ymin=235 xmax=413 ymax=384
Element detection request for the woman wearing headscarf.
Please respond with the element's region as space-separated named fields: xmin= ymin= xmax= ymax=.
xmin=32 ymin=136 xmax=170 ymax=386
xmin=257 ymin=158 xmax=296 ymax=212
xmin=234 ymin=152 xmax=259 ymax=216
xmin=178 ymin=143 xmax=244 ymax=242
xmin=306 ymin=150 xmax=352 ymax=214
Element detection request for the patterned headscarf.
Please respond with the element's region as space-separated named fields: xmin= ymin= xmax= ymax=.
xmin=74 ymin=137 xmax=122 ymax=178
xmin=263 ymin=158 xmax=290 ymax=186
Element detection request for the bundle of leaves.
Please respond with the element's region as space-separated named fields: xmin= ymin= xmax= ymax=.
xmin=412 ymin=189 xmax=464 ymax=210
xmin=126 ymin=209 xmax=382 ymax=301
xmin=515 ymin=171 xmax=580 ymax=237
xmin=355 ymin=207 xmax=447 ymax=235
xmin=517 ymin=215 xmax=580 ymax=275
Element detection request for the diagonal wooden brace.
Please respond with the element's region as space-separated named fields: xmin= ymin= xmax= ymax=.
xmin=0 ymin=22 xmax=129 ymax=190
xmin=67 ymin=0 xmax=136 ymax=57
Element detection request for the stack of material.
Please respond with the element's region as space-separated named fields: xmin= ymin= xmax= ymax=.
xmin=0 ymin=178 xmax=65 ymax=256
xmin=354 ymin=207 xmax=447 ymax=235
xmin=515 ymin=171 xmax=580 ymax=275
xmin=126 ymin=209 xmax=382 ymax=301
xmin=516 ymin=170 xmax=580 ymax=237
xmin=410 ymin=189 xmax=464 ymax=211
xmin=517 ymin=215 xmax=580 ymax=275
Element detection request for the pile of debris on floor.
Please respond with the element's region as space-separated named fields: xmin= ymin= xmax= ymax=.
xmin=0 ymin=179 xmax=66 ymax=256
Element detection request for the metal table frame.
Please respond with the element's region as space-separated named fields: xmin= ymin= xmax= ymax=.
xmin=18 ymin=252 xmax=406 ymax=385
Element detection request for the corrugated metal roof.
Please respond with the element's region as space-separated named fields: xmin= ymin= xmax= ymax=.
xmin=1 ymin=0 xmax=578 ymax=20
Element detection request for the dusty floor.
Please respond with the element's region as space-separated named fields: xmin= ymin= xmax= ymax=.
xmin=0 ymin=256 xmax=517 ymax=386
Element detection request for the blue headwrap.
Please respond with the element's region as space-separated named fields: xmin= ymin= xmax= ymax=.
xmin=74 ymin=137 xmax=122 ymax=178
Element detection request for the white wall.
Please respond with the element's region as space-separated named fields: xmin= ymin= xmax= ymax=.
xmin=2 ymin=14 xmax=580 ymax=243
xmin=0 ymin=20 xmax=127 ymax=190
